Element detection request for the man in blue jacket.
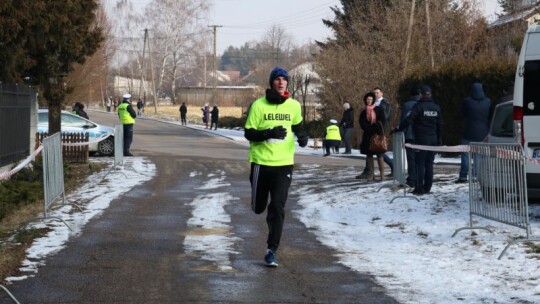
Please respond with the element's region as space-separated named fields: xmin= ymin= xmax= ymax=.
xmin=399 ymin=87 xmax=420 ymax=187
xmin=456 ymin=83 xmax=491 ymax=183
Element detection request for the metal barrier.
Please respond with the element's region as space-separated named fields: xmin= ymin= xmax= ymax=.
xmin=101 ymin=124 xmax=127 ymax=180
xmin=0 ymin=284 xmax=20 ymax=304
xmin=42 ymin=133 xmax=65 ymax=216
xmin=453 ymin=142 xmax=539 ymax=259
xmin=114 ymin=124 xmax=124 ymax=167
xmin=41 ymin=132 xmax=76 ymax=230
xmin=382 ymin=132 xmax=419 ymax=202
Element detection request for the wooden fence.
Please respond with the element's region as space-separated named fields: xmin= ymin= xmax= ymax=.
xmin=35 ymin=132 xmax=89 ymax=163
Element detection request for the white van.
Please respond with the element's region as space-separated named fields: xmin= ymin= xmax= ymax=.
xmin=513 ymin=24 xmax=540 ymax=199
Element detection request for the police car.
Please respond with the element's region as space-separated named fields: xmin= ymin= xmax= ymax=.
xmin=37 ymin=109 xmax=115 ymax=156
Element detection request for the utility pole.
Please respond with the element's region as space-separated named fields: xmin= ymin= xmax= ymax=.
xmin=425 ymin=0 xmax=435 ymax=70
xmin=403 ymin=0 xmax=416 ymax=76
xmin=138 ymin=29 xmax=148 ymax=101
xmin=208 ymin=25 xmax=222 ymax=105
xmin=403 ymin=0 xmax=435 ymax=74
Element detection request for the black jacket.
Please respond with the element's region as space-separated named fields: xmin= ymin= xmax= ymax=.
xmin=211 ymin=106 xmax=219 ymax=121
xmin=462 ymin=83 xmax=491 ymax=141
xmin=359 ymin=106 xmax=386 ymax=155
xmin=399 ymin=96 xmax=420 ymax=141
xmin=398 ymin=97 xmax=442 ymax=146
xmin=340 ymin=108 xmax=354 ymax=129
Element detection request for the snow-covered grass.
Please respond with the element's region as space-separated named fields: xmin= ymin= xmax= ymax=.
xmin=8 ymin=122 xmax=540 ymax=303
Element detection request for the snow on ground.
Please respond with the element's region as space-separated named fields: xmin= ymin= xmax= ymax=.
xmin=291 ymin=165 xmax=540 ymax=304
xmin=5 ymin=157 xmax=156 ymax=282
xmin=183 ymin=169 xmax=241 ymax=271
xmin=6 ymin=121 xmax=540 ymax=304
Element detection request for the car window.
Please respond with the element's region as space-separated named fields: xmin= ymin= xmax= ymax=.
xmin=61 ymin=113 xmax=95 ymax=128
xmin=38 ymin=113 xmax=48 ymax=124
xmin=491 ymin=104 xmax=513 ymax=137
xmin=524 ymin=60 xmax=540 ymax=116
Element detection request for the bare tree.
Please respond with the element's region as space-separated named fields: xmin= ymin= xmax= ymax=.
xmin=248 ymin=25 xmax=297 ymax=89
xmin=65 ymin=2 xmax=113 ymax=109
xmin=316 ymin=0 xmax=494 ymax=125
xmin=107 ymin=0 xmax=147 ymax=98
xmin=143 ymin=0 xmax=210 ymax=105
xmin=260 ymin=24 xmax=295 ymax=66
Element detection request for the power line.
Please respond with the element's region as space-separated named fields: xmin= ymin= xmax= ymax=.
xmin=222 ymin=1 xmax=335 ymax=29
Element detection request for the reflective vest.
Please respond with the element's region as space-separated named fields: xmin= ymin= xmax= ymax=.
xmin=325 ymin=125 xmax=341 ymax=141
xmin=118 ymin=103 xmax=135 ymax=124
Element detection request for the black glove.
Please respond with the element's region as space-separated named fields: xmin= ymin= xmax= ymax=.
xmin=297 ymin=136 xmax=308 ymax=148
xmin=264 ymin=126 xmax=287 ymax=139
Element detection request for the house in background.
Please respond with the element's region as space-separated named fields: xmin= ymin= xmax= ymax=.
xmin=488 ymin=1 xmax=540 ymax=55
xmin=289 ymin=61 xmax=322 ymax=121
xmin=489 ymin=1 xmax=540 ymax=28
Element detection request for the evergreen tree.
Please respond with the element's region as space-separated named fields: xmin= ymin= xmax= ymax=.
xmin=319 ymin=0 xmax=394 ymax=47
xmin=498 ymin=0 xmax=538 ymax=14
xmin=0 ymin=0 xmax=103 ymax=134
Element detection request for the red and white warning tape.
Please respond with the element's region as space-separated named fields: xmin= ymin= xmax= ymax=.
xmin=0 ymin=145 xmax=43 ymax=181
xmin=404 ymin=143 xmax=469 ymax=153
xmin=404 ymin=143 xmax=540 ymax=165
xmin=0 ymin=133 xmax=112 ymax=181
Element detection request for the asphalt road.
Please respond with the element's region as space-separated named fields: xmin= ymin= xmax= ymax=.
xmin=0 ymin=111 xmax=397 ymax=303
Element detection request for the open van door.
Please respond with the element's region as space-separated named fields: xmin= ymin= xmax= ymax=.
xmin=513 ymin=24 xmax=540 ymax=199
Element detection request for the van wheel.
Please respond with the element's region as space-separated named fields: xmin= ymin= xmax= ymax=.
xmin=98 ymin=137 xmax=114 ymax=156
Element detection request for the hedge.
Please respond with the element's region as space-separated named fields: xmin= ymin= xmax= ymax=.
xmin=398 ymin=58 xmax=516 ymax=146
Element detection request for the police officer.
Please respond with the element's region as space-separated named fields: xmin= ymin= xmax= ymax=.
xmin=323 ymin=119 xmax=341 ymax=156
xmin=244 ymin=66 xmax=308 ymax=267
xmin=394 ymin=85 xmax=442 ymax=195
xmin=399 ymin=87 xmax=421 ymax=187
xmin=117 ymin=93 xmax=137 ymax=156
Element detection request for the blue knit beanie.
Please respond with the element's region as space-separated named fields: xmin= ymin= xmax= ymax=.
xmin=269 ymin=67 xmax=289 ymax=87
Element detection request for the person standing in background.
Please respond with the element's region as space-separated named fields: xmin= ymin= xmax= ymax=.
xmin=179 ymin=102 xmax=187 ymax=126
xmin=339 ymin=101 xmax=354 ymax=154
xmin=373 ymin=87 xmax=394 ymax=177
xmin=244 ymin=66 xmax=308 ymax=267
xmin=323 ymin=119 xmax=341 ymax=157
xmin=456 ymin=82 xmax=491 ymax=183
xmin=201 ymin=103 xmax=209 ymax=129
xmin=118 ymin=93 xmax=137 ymax=156
xmin=210 ymin=105 xmax=219 ymax=130
xmin=357 ymin=92 xmax=386 ymax=181
xmin=394 ymin=85 xmax=443 ymax=195
xmin=106 ymin=96 xmax=112 ymax=112
xmin=136 ymin=98 xmax=144 ymax=116
xmin=72 ymin=102 xmax=89 ymax=119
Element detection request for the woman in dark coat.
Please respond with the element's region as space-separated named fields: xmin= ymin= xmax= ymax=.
xmin=210 ymin=105 xmax=219 ymax=130
xmin=201 ymin=104 xmax=209 ymax=129
xmin=357 ymin=92 xmax=387 ymax=181
xmin=73 ymin=102 xmax=89 ymax=119
xmin=179 ymin=102 xmax=187 ymax=125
